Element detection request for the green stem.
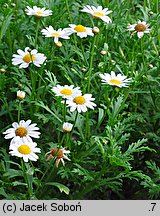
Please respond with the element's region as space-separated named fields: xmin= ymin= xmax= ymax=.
xmin=17 ymin=101 xmax=22 ymax=123
xmin=20 ymin=159 xmax=32 ymax=199
xmin=34 ymin=19 xmax=40 ymax=48
xmin=86 ymin=35 xmax=97 ymax=92
xmin=84 ymin=111 xmax=90 ymax=142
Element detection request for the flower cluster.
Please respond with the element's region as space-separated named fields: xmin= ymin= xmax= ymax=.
xmin=51 ymin=84 xmax=96 ymax=113
xmin=3 ymin=120 xmax=41 ymax=162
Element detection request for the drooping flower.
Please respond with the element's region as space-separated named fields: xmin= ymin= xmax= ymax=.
xmin=66 ymin=94 xmax=96 ymax=113
xmin=81 ymin=5 xmax=112 ymax=23
xmin=99 ymin=71 xmax=132 ymax=88
xmin=41 ymin=26 xmax=71 ymax=43
xmin=67 ymin=24 xmax=94 ymax=38
xmin=17 ymin=90 xmax=26 ymax=100
xmin=9 ymin=137 xmax=41 ymax=162
xmin=12 ymin=47 xmax=47 ymax=68
xmin=46 ymin=147 xmax=70 ymax=167
xmin=25 ymin=6 xmax=52 ymax=18
xmin=127 ymin=20 xmax=151 ymax=38
xmin=62 ymin=122 xmax=73 ymax=133
xmin=51 ymin=84 xmax=82 ymax=99
xmin=3 ymin=120 xmax=40 ymax=145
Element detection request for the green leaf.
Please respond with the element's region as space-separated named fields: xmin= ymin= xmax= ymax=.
xmin=3 ymin=169 xmax=23 ymax=179
xmin=45 ymin=182 xmax=70 ymax=195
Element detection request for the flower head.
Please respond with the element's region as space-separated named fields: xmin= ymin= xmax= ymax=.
xmin=67 ymin=24 xmax=94 ymax=38
xmin=127 ymin=20 xmax=151 ymax=38
xmin=62 ymin=122 xmax=73 ymax=133
xmin=66 ymin=94 xmax=96 ymax=113
xmin=51 ymin=84 xmax=81 ymax=99
xmin=41 ymin=26 xmax=71 ymax=43
xmin=46 ymin=147 xmax=70 ymax=167
xmin=17 ymin=90 xmax=26 ymax=100
xmin=25 ymin=6 xmax=52 ymax=17
xmin=99 ymin=71 xmax=132 ymax=88
xmin=12 ymin=47 xmax=47 ymax=68
xmin=3 ymin=120 xmax=40 ymax=145
xmin=9 ymin=137 xmax=41 ymax=162
xmin=81 ymin=5 xmax=112 ymax=23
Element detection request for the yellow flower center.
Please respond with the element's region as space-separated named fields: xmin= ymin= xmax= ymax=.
xmin=51 ymin=32 xmax=60 ymax=37
xmin=74 ymin=25 xmax=86 ymax=32
xmin=15 ymin=127 xmax=28 ymax=137
xmin=73 ymin=96 xmax=85 ymax=105
xmin=134 ymin=23 xmax=146 ymax=32
xmin=110 ymin=79 xmax=121 ymax=85
xmin=93 ymin=11 xmax=104 ymax=17
xmin=23 ymin=54 xmax=35 ymax=63
xmin=60 ymin=88 xmax=72 ymax=95
xmin=18 ymin=145 xmax=31 ymax=155
xmin=35 ymin=11 xmax=44 ymax=17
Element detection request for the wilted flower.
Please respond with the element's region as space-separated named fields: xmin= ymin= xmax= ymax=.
xmin=81 ymin=5 xmax=112 ymax=23
xmin=66 ymin=94 xmax=96 ymax=113
xmin=67 ymin=24 xmax=94 ymax=38
xmin=62 ymin=122 xmax=73 ymax=132
xmin=3 ymin=120 xmax=40 ymax=145
xmin=41 ymin=26 xmax=71 ymax=43
xmin=99 ymin=71 xmax=132 ymax=88
xmin=127 ymin=20 xmax=151 ymax=38
xmin=12 ymin=47 xmax=46 ymax=68
xmin=25 ymin=6 xmax=52 ymax=18
xmin=17 ymin=90 xmax=26 ymax=100
xmin=46 ymin=147 xmax=70 ymax=167
xmin=9 ymin=137 xmax=41 ymax=162
xmin=51 ymin=84 xmax=81 ymax=99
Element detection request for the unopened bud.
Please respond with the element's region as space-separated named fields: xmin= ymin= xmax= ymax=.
xmin=63 ymin=122 xmax=73 ymax=133
xmin=101 ymin=50 xmax=107 ymax=55
xmin=17 ymin=90 xmax=26 ymax=100
xmin=0 ymin=68 xmax=6 ymax=73
xmin=92 ymin=27 xmax=100 ymax=34
xmin=82 ymin=67 xmax=87 ymax=72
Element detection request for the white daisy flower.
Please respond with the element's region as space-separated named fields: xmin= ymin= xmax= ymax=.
xmin=81 ymin=5 xmax=112 ymax=23
xmin=3 ymin=120 xmax=41 ymax=145
xmin=127 ymin=20 xmax=151 ymax=38
xmin=9 ymin=137 xmax=41 ymax=162
xmin=99 ymin=71 xmax=132 ymax=88
xmin=25 ymin=6 xmax=52 ymax=18
xmin=62 ymin=122 xmax=73 ymax=133
xmin=17 ymin=90 xmax=26 ymax=100
xmin=46 ymin=147 xmax=70 ymax=167
xmin=66 ymin=94 xmax=96 ymax=113
xmin=67 ymin=24 xmax=94 ymax=38
xmin=51 ymin=84 xmax=82 ymax=99
xmin=12 ymin=47 xmax=47 ymax=68
xmin=41 ymin=26 xmax=71 ymax=43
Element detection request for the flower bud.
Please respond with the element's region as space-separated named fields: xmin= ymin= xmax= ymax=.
xmin=92 ymin=27 xmax=100 ymax=34
xmin=62 ymin=122 xmax=73 ymax=133
xmin=101 ymin=50 xmax=107 ymax=55
xmin=17 ymin=90 xmax=26 ymax=100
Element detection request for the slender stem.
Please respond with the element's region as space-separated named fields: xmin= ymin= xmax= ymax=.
xmin=86 ymin=35 xmax=97 ymax=92
xmin=72 ymin=111 xmax=79 ymax=132
xmin=84 ymin=111 xmax=89 ymax=142
xmin=80 ymin=40 xmax=88 ymax=67
xmin=63 ymin=100 xmax=67 ymax=122
xmin=34 ymin=19 xmax=40 ymax=48
xmin=20 ymin=159 xmax=32 ymax=199
xmin=17 ymin=101 xmax=22 ymax=123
